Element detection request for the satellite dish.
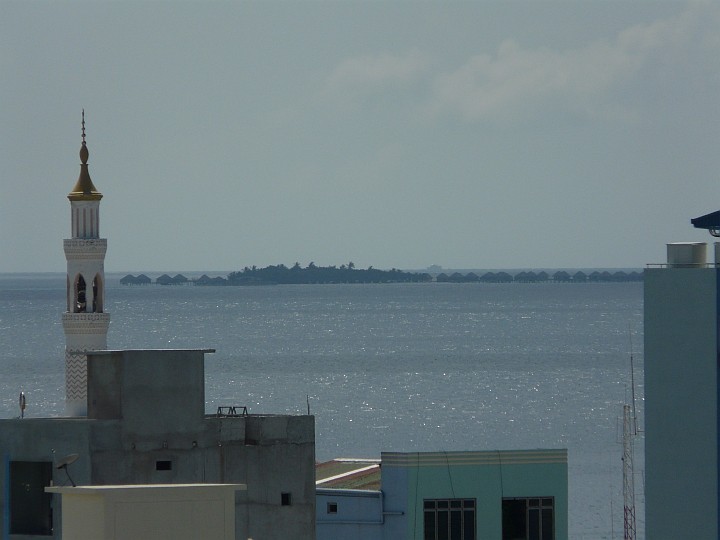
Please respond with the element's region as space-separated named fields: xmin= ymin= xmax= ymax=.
xmin=56 ymin=453 xmax=79 ymax=469
xmin=56 ymin=453 xmax=80 ymax=487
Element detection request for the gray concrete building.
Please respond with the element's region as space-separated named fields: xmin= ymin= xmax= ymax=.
xmin=0 ymin=349 xmax=316 ymax=539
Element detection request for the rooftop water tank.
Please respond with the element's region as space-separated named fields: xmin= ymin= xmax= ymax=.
xmin=667 ymin=242 xmax=707 ymax=268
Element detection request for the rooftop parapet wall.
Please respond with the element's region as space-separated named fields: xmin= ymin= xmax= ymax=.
xmin=87 ymin=349 xmax=212 ymax=433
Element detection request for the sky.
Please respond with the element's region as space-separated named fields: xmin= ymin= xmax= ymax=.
xmin=1 ymin=1 xmax=719 ymax=273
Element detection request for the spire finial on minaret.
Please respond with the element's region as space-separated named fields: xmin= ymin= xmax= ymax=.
xmin=69 ymin=109 xmax=101 ymax=201
xmin=80 ymin=109 xmax=89 ymax=165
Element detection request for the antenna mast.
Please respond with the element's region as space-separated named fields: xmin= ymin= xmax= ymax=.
xmin=623 ymin=404 xmax=637 ymax=540
xmin=629 ymin=326 xmax=638 ymax=435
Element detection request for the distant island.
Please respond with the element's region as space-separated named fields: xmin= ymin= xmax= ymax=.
xmin=121 ymin=263 xmax=431 ymax=286
xmin=120 ymin=266 xmax=643 ymax=286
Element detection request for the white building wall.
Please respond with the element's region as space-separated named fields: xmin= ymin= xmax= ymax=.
xmin=645 ymin=266 xmax=719 ymax=539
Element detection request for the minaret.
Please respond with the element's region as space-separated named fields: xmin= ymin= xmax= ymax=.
xmin=62 ymin=111 xmax=110 ymax=416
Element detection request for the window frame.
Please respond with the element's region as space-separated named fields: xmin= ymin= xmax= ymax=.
xmin=423 ymin=497 xmax=476 ymax=540
xmin=502 ymin=496 xmax=555 ymax=540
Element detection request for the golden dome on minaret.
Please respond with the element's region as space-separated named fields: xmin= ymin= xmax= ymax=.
xmin=68 ymin=110 xmax=103 ymax=201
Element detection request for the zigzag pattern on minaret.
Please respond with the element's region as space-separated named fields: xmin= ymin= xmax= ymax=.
xmin=65 ymin=351 xmax=88 ymax=402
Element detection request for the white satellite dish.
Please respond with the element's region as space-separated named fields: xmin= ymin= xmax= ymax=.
xmin=56 ymin=453 xmax=80 ymax=487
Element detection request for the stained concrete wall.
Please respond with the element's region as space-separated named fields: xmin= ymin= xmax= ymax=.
xmin=87 ymin=350 xmax=206 ymax=433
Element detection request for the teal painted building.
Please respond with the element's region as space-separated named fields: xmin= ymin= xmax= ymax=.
xmin=644 ymin=239 xmax=720 ymax=538
xmin=317 ymin=449 xmax=568 ymax=540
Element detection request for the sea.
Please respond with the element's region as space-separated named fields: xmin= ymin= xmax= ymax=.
xmin=0 ymin=272 xmax=645 ymax=539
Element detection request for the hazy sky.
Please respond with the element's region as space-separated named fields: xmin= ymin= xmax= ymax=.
xmin=2 ymin=1 xmax=719 ymax=273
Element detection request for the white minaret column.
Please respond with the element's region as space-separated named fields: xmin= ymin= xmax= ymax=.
xmin=62 ymin=112 xmax=110 ymax=416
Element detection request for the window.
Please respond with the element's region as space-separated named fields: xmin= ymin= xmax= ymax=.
xmin=327 ymin=502 xmax=338 ymax=514
xmin=155 ymin=460 xmax=172 ymax=471
xmin=424 ymin=498 xmax=476 ymax=540
xmin=502 ymin=497 xmax=554 ymax=540
xmin=281 ymin=492 xmax=292 ymax=506
xmin=10 ymin=461 xmax=53 ymax=535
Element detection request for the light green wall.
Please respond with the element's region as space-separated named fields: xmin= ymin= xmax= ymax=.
xmin=391 ymin=451 xmax=568 ymax=540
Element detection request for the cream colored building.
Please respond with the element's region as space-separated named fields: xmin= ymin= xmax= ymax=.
xmin=46 ymin=484 xmax=245 ymax=540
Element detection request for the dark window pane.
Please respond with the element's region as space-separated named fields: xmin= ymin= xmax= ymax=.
xmin=542 ymin=498 xmax=553 ymax=508
xmin=529 ymin=508 xmax=540 ymax=540
xmin=451 ymin=510 xmax=462 ymax=538
xmin=529 ymin=498 xmax=540 ymax=508
xmin=542 ymin=508 xmax=554 ymax=540
xmin=502 ymin=499 xmax=527 ymax=540
xmin=463 ymin=509 xmax=476 ymax=540
xmin=425 ymin=499 xmax=476 ymax=540
xmin=438 ymin=511 xmax=449 ymax=540
xmin=425 ymin=510 xmax=436 ymax=540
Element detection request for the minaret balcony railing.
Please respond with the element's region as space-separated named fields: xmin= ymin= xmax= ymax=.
xmin=62 ymin=312 xmax=111 ymax=333
xmin=64 ymin=238 xmax=107 ymax=257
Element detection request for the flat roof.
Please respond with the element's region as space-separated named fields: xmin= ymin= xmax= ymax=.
xmin=316 ymin=459 xmax=381 ymax=490
xmin=88 ymin=349 xmax=216 ymax=355
xmin=47 ymin=483 xmax=246 ymax=494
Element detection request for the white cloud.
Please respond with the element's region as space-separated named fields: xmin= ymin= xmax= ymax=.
xmin=324 ymin=50 xmax=428 ymax=104
xmin=430 ymin=4 xmax=720 ymax=122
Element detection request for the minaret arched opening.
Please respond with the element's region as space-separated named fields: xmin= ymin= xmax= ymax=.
xmin=92 ymin=274 xmax=103 ymax=313
xmin=74 ymin=274 xmax=87 ymax=313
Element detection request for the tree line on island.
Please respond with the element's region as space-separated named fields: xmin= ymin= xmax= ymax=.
xmin=120 ymin=265 xmax=643 ymax=286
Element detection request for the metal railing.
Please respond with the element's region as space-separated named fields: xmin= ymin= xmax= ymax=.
xmin=216 ymin=406 xmax=248 ymax=417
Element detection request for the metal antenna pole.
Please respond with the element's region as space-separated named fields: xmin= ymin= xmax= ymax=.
xmin=623 ymin=404 xmax=637 ymax=540
xmin=628 ymin=325 xmax=638 ymax=435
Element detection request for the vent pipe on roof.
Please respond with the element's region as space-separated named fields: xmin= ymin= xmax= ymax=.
xmin=667 ymin=242 xmax=707 ymax=268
